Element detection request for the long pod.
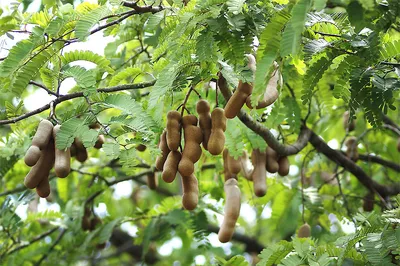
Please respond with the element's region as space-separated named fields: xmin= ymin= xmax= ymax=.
xmin=155 ymin=131 xmax=170 ymax=171
xmin=36 ymin=175 xmax=51 ymax=198
xmin=265 ymin=147 xmax=279 ymax=173
xmin=24 ymin=139 xmax=55 ymax=189
xmin=208 ymin=108 xmax=226 ymax=155
xmin=181 ymin=173 xmax=199 ymax=210
xmin=74 ymin=138 xmax=88 ymax=163
xmin=218 ymin=178 xmax=241 ymax=243
xmin=224 ymin=81 xmax=253 ymax=119
xmin=251 ymin=149 xmax=267 ymax=197
xmin=178 ymin=115 xmax=202 ymax=177
xmin=31 ymin=119 xmax=54 ymax=149
xmin=162 ymin=151 xmax=181 ymax=183
xmin=226 ymin=151 xmax=241 ymax=175
xmin=146 ymin=171 xmax=158 ymax=190
xmin=24 ymin=146 xmax=42 ymax=167
xmin=240 ymin=151 xmax=253 ymax=181
xmin=196 ymin=100 xmax=212 ymax=150
xmin=278 ymin=156 xmax=290 ymax=176
xmin=53 ymin=125 xmax=71 ymax=178
xmin=166 ymin=111 xmax=181 ymax=151
xmin=223 ymin=149 xmax=236 ymax=182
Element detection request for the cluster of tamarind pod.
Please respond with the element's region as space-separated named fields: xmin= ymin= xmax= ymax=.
xmin=155 ymin=100 xmax=227 ymax=211
xmin=23 ymin=120 xmax=105 ymax=197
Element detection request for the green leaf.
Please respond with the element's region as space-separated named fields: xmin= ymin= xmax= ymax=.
xmin=281 ymin=0 xmax=312 ymax=57
xmin=346 ymin=1 xmax=365 ymax=33
xmin=108 ymin=67 xmax=142 ymax=86
xmin=60 ymin=50 xmax=114 ymax=73
xmin=75 ymin=6 xmax=111 ymax=41
xmin=252 ymin=8 xmax=290 ymax=104
xmin=62 ymin=66 xmax=96 ymax=94
xmin=56 ymin=117 xmax=86 ymax=150
xmin=103 ymin=142 xmax=120 ymax=159
xmin=227 ymin=0 xmax=246 ymax=15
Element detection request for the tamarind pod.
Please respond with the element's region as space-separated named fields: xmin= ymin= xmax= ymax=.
xmin=36 ymin=175 xmax=51 ymax=198
xmin=239 ymin=151 xmax=253 ymax=181
xmin=208 ymin=108 xmax=227 ymax=155
xmin=181 ymin=173 xmax=199 ymax=210
xmin=73 ymin=138 xmax=88 ymax=163
xmin=53 ymin=125 xmax=71 ymax=178
xmin=265 ymin=147 xmax=279 ymax=173
xmin=31 ymin=119 xmax=54 ymax=149
xmin=251 ymin=149 xmax=267 ymax=197
xmin=166 ymin=110 xmax=182 ymax=151
xmin=343 ymin=111 xmax=355 ymax=132
xmin=246 ymin=65 xmax=281 ymax=109
xmin=196 ymin=99 xmax=212 ymax=150
xmin=278 ymin=156 xmax=290 ymax=176
xmin=81 ymin=216 xmax=91 ymax=231
xmin=155 ymin=131 xmax=170 ymax=171
xmin=89 ymin=123 xmax=101 ymax=129
xmin=24 ymin=139 xmax=55 ymax=189
xmin=298 ymin=223 xmax=311 ymax=238
xmin=96 ymin=243 xmax=106 ymax=249
xmin=363 ymin=193 xmax=374 ymax=212
xmin=24 ymin=146 xmax=42 ymax=167
xmin=224 ymin=81 xmax=253 ymax=119
xmin=90 ymin=216 xmax=102 ymax=230
xmin=94 ymin=134 xmax=105 ymax=149
xmin=226 ymin=150 xmax=241 ymax=175
xmin=146 ymin=171 xmax=158 ymax=190
xmin=218 ymin=178 xmax=241 ymax=243
xmin=162 ymin=151 xmax=181 ymax=183
xmin=70 ymin=142 xmax=77 ymax=157
xmin=178 ymin=115 xmax=202 ymax=177
xmin=223 ymin=149 xmax=236 ymax=182
xmin=345 ymin=137 xmax=358 ymax=161
xmin=136 ymin=144 xmax=147 ymax=152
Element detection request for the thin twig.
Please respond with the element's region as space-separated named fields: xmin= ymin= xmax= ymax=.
xmin=34 ymin=228 xmax=66 ymax=266
xmin=29 ymin=81 xmax=59 ymax=97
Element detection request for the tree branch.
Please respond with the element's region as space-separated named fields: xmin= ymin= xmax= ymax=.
xmin=7 ymin=227 xmax=59 ymax=255
xmin=358 ymin=153 xmax=400 ymax=172
xmin=0 ymin=81 xmax=156 ymax=125
xmin=217 ymin=74 xmax=310 ymax=156
xmin=29 ymin=81 xmax=59 ymax=97
xmin=308 ymin=128 xmax=400 ymax=197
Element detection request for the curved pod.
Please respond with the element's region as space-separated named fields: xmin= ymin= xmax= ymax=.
xmin=155 ymin=131 xmax=170 ymax=171
xmin=218 ymin=178 xmax=241 ymax=243
xmin=166 ymin=111 xmax=181 ymax=151
xmin=196 ymin=100 xmax=212 ymax=150
xmin=53 ymin=125 xmax=71 ymax=178
xmin=208 ymin=108 xmax=226 ymax=155
xmin=162 ymin=151 xmax=181 ymax=183
xmin=251 ymin=149 xmax=267 ymax=197
xmin=31 ymin=119 xmax=54 ymax=149
xmin=224 ymin=81 xmax=253 ymax=119
xmin=181 ymin=173 xmax=199 ymax=210
xmin=266 ymin=147 xmax=279 ymax=173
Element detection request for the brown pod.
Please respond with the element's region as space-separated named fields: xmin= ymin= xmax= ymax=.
xmin=89 ymin=123 xmax=101 ymax=129
xmin=70 ymin=142 xmax=77 ymax=157
xmin=94 ymin=134 xmax=105 ymax=149
xmin=363 ymin=193 xmax=374 ymax=212
xmin=251 ymin=149 xmax=267 ymax=197
xmin=31 ymin=119 xmax=54 ymax=149
xmin=278 ymin=156 xmax=290 ymax=176
xmin=155 ymin=131 xmax=170 ymax=171
xmin=246 ymin=63 xmax=281 ymax=109
xmin=226 ymin=151 xmax=241 ymax=175
xmin=223 ymin=149 xmax=236 ymax=182
xmin=81 ymin=216 xmax=91 ymax=231
xmin=24 ymin=146 xmax=42 ymax=167
xmin=345 ymin=137 xmax=358 ymax=161
xmin=218 ymin=178 xmax=241 ymax=243
xmin=24 ymin=139 xmax=55 ymax=189
xmin=240 ymin=151 xmax=253 ymax=181
xmin=90 ymin=216 xmax=102 ymax=230
xmin=298 ymin=223 xmax=311 ymax=238
xmin=166 ymin=110 xmax=181 ymax=151
xmin=224 ymin=81 xmax=253 ymax=119
xmin=136 ymin=144 xmax=147 ymax=152
xmin=53 ymin=125 xmax=71 ymax=178
xmin=36 ymin=175 xmax=51 ymax=198
xmin=181 ymin=173 xmax=199 ymax=210
xmin=178 ymin=115 xmax=202 ymax=177
xmin=266 ymin=147 xmax=279 ymax=173
xmin=343 ymin=111 xmax=355 ymax=132
xmin=208 ymin=108 xmax=227 ymax=155
xmin=146 ymin=171 xmax=158 ymax=190
xmin=74 ymin=138 xmax=88 ymax=163
xmin=196 ymin=99 xmax=212 ymax=150
xmin=162 ymin=151 xmax=182 ymax=183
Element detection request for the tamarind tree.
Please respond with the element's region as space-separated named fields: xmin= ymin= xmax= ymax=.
xmin=0 ymin=0 xmax=400 ymax=265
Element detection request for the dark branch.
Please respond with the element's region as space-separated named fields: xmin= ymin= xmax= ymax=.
xmin=217 ymin=74 xmax=310 ymax=156
xmin=358 ymin=153 xmax=400 ymax=173
xmin=308 ymin=128 xmax=400 ymax=197
xmin=29 ymin=81 xmax=59 ymax=97
xmin=0 ymin=81 xmax=156 ymax=125
xmin=7 ymin=227 xmax=59 ymax=255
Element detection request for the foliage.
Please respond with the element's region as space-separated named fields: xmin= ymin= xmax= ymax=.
xmin=0 ymin=0 xmax=399 ymax=265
